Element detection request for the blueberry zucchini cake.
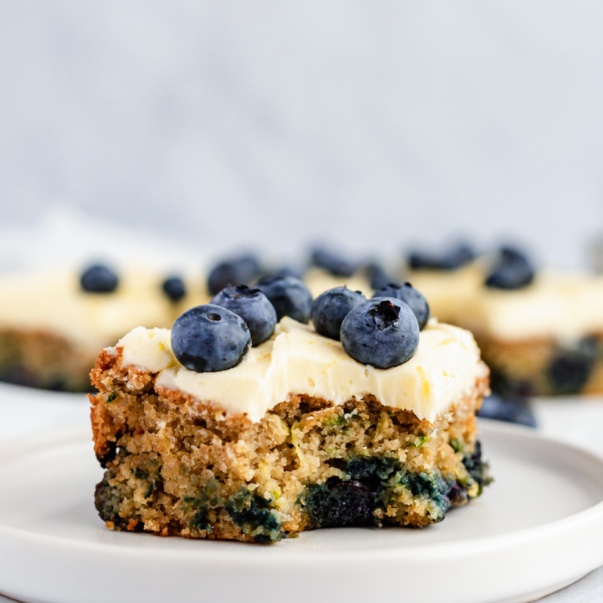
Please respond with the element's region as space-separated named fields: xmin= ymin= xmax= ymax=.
xmin=407 ymin=245 xmax=603 ymax=396
xmin=0 ymin=264 xmax=205 ymax=391
xmin=462 ymin=269 xmax=603 ymax=397
xmin=91 ymin=278 xmax=491 ymax=543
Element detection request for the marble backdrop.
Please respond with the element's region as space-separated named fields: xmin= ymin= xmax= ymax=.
xmin=1 ymin=1 xmax=603 ymax=267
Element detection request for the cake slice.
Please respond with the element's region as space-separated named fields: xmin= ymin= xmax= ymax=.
xmin=0 ymin=264 xmax=207 ymax=391
xmin=90 ymin=305 xmax=490 ymax=543
xmin=407 ymin=245 xmax=603 ymax=396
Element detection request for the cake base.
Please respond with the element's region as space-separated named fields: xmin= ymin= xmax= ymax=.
xmin=479 ymin=334 xmax=603 ymax=397
xmin=0 ymin=328 xmax=94 ymax=392
xmin=90 ymin=349 xmax=490 ymax=543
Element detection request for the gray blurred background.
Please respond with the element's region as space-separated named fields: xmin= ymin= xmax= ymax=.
xmin=1 ymin=1 xmax=602 ymax=267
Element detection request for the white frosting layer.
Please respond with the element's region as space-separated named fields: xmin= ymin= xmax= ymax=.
xmin=410 ymin=268 xmax=603 ymax=342
xmin=0 ymin=269 xmax=208 ymax=351
xmin=116 ymin=317 xmax=486 ymax=423
xmin=466 ymin=271 xmax=603 ymax=341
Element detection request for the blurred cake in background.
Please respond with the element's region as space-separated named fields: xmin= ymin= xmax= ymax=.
xmin=0 ymin=263 xmax=207 ymax=391
xmin=405 ymin=243 xmax=603 ymax=397
xmin=2 ymin=238 xmax=602 ymax=401
xmin=302 ymin=246 xmax=374 ymax=297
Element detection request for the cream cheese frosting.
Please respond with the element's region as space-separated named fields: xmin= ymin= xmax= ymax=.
xmin=460 ymin=271 xmax=603 ymax=342
xmin=410 ymin=267 xmax=603 ymax=342
xmin=116 ymin=316 xmax=487 ymax=423
xmin=0 ymin=268 xmax=208 ymax=351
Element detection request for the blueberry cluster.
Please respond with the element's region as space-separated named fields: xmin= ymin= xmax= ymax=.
xmin=372 ymin=282 xmax=430 ymax=329
xmin=309 ymin=247 xmax=398 ymax=291
xmin=175 ymin=245 xmax=432 ymax=373
xmin=310 ymin=283 xmax=429 ymax=369
xmin=310 ymin=287 xmax=366 ymax=340
xmin=207 ymin=253 xmax=262 ymax=296
xmin=171 ymin=276 xmax=313 ymax=372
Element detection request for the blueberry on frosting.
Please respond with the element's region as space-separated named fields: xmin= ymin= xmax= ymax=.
xmin=309 ymin=246 xmax=360 ymax=278
xmin=80 ymin=263 xmax=119 ymax=294
xmin=372 ymin=282 xmax=430 ymax=330
xmin=207 ymin=254 xmax=261 ymax=296
xmin=363 ymin=261 xmax=396 ymax=291
xmin=171 ymin=305 xmax=250 ymax=372
xmin=256 ymin=275 xmax=313 ymax=324
xmin=340 ymin=297 xmax=419 ymax=369
xmin=212 ymin=285 xmax=277 ymax=346
xmin=485 ymin=246 xmax=534 ymax=290
xmin=310 ymin=287 xmax=366 ymax=340
xmin=162 ymin=276 xmax=186 ymax=302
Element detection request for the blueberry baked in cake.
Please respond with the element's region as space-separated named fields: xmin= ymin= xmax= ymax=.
xmin=0 ymin=263 xmax=205 ymax=391
xmin=90 ymin=276 xmax=491 ymax=543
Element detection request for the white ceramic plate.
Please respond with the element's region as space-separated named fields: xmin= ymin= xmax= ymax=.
xmin=532 ymin=396 xmax=603 ymax=459
xmin=0 ymin=421 xmax=603 ymax=603
xmin=0 ymin=382 xmax=88 ymax=443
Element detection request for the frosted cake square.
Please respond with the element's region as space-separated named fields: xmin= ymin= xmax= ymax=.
xmin=408 ymin=246 xmax=603 ymax=396
xmin=91 ymin=304 xmax=490 ymax=543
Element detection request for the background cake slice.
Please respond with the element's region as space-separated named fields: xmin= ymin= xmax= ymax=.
xmin=0 ymin=264 xmax=207 ymax=391
xmin=407 ymin=245 xmax=603 ymax=397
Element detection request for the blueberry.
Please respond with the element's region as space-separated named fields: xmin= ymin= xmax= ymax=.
xmin=211 ymin=284 xmax=277 ymax=346
xmin=408 ymin=242 xmax=475 ymax=271
xmin=485 ymin=247 xmax=534 ymax=290
xmin=80 ymin=263 xmax=119 ymax=293
xmin=363 ymin=261 xmax=397 ymax=291
xmin=346 ymin=456 xmax=398 ymax=483
xmin=478 ymin=394 xmax=537 ymax=428
xmin=162 ymin=275 xmax=186 ymax=302
xmin=207 ymin=254 xmax=261 ymax=296
xmin=171 ymin=305 xmax=250 ymax=372
xmin=340 ymin=297 xmax=420 ymax=368
xmin=262 ymin=265 xmax=304 ymax=280
xmin=499 ymin=245 xmax=529 ymax=264
xmin=546 ymin=338 xmax=598 ymax=395
xmin=461 ymin=441 xmax=492 ymax=492
xmin=225 ymin=489 xmax=282 ymax=542
xmin=310 ymin=287 xmax=366 ymax=340
xmin=309 ymin=246 xmax=359 ymax=277
xmin=372 ymin=282 xmax=430 ymax=330
xmin=304 ymin=478 xmax=377 ymax=528
xmin=256 ymin=275 xmax=313 ymax=323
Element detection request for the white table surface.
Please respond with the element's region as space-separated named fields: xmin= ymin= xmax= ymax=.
xmin=1 ymin=385 xmax=602 ymax=602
